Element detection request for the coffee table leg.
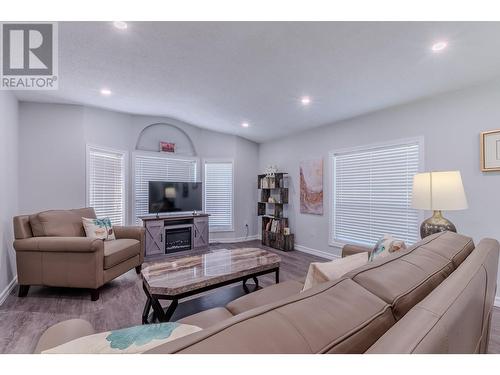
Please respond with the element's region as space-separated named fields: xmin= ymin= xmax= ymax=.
xmin=242 ymin=278 xmax=250 ymax=294
xmin=275 ymin=268 xmax=280 ymax=284
xmin=252 ymin=276 xmax=259 ymax=289
xmin=149 ymin=296 xmax=167 ymax=322
xmin=142 ymin=296 xmax=152 ymax=324
xmin=243 ymin=277 xmax=259 ymax=293
xmin=163 ymin=299 xmax=179 ymax=322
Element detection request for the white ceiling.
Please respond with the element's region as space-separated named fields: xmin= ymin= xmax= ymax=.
xmin=15 ymin=21 xmax=500 ymax=143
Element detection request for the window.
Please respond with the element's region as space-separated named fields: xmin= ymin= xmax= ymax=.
xmin=134 ymin=153 xmax=197 ymax=222
xmin=331 ymin=139 xmax=422 ymax=246
xmin=204 ymin=161 xmax=233 ymax=232
xmin=86 ymin=146 xmax=126 ymax=225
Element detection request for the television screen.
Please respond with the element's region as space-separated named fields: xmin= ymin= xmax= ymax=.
xmin=148 ymin=181 xmax=202 ymax=214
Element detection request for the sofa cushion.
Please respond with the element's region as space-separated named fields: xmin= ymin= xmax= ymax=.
xmin=30 ymin=208 xmax=97 ymax=237
xmin=346 ymin=231 xmax=474 ymax=320
xmin=226 ymin=280 xmax=303 ymax=315
xmin=104 ymin=239 xmax=140 ymax=269
xmin=145 ymin=278 xmax=395 ymax=354
xmin=177 ymin=307 xmax=234 ymax=329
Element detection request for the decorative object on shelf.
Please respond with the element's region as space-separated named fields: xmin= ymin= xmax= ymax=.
xmin=159 ymin=141 xmax=175 ymax=153
xmin=299 ymin=158 xmax=324 ymax=215
xmin=264 ymin=165 xmax=278 ymax=177
xmin=480 ymin=129 xmax=500 ymax=171
xmin=257 ymin=172 xmax=294 ymax=251
xmin=412 ymin=171 xmax=468 ymax=238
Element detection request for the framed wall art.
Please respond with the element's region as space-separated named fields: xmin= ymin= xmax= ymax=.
xmin=299 ymin=158 xmax=324 ymax=215
xmin=480 ymin=129 xmax=500 ymax=172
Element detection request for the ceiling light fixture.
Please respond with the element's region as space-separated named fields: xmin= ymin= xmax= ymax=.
xmin=100 ymin=88 xmax=112 ymax=96
xmin=241 ymin=122 xmax=250 ymax=128
xmin=301 ymin=96 xmax=311 ymax=105
xmin=113 ymin=21 xmax=128 ymax=30
xmin=431 ymin=41 xmax=448 ymax=52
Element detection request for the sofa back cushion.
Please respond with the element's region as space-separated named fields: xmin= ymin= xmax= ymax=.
xmin=146 ymin=278 xmax=395 ymax=354
xmin=346 ymin=231 xmax=474 ymax=320
xmin=30 ymin=208 xmax=97 ymax=237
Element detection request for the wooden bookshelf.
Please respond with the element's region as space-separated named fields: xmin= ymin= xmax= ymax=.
xmin=257 ymin=173 xmax=294 ymax=252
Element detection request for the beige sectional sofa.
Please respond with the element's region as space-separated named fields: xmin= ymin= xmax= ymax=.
xmin=35 ymin=231 xmax=499 ymax=353
xmin=13 ymin=208 xmax=145 ymax=301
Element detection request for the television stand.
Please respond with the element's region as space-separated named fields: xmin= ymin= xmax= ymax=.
xmin=139 ymin=213 xmax=210 ymax=258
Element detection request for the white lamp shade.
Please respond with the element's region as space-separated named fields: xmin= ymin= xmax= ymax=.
xmin=412 ymin=171 xmax=468 ymax=211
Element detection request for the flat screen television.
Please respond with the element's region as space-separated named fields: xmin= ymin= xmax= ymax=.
xmin=148 ymin=181 xmax=202 ymax=215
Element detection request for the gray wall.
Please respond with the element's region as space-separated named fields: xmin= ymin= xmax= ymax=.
xmin=259 ymin=80 xmax=500 ymax=299
xmin=18 ymin=103 xmax=259 ymax=241
xmin=0 ymin=92 xmax=19 ymax=301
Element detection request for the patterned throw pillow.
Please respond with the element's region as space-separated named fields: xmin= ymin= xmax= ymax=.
xmin=42 ymin=322 xmax=201 ymax=354
xmin=82 ymin=217 xmax=116 ymax=240
xmin=369 ymin=234 xmax=406 ymax=262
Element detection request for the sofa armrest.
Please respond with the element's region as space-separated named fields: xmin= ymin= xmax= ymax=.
xmin=34 ymin=319 xmax=95 ymax=353
xmin=14 ymin=237 xmax=104 ymax=253
xmin=341 ymin=243 xmax=373 ymax=258
xmin=113 ymin=225 xmax=145 ymax=242
xmin=114 ymin=225 xmax=145 ymax=262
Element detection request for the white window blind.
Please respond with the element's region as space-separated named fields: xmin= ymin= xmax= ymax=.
xmin=332 ymin=141 xmax=421 ymax=246
xmin=134 ymin=154 xmax=197 ymax=222
xmin=204 ymin=161 xmax=233 ymax=232
xmin=87 ymin=146 xmax=126 ymax=226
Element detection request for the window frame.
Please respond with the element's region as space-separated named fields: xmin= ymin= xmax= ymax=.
xmin=328 ymin=137 xmax=424 ymax=249
xmin=85 ymin=144 xmax=128 ymax=226
xmin=131 ymin=150 xmax=200 ymax=223
xmin=203 ymin=158 xmax=235 ymax=233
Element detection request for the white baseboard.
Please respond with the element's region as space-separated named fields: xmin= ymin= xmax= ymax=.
xmin=210 ymin=235 xmax=259 ymax=244
xmin=0 ymin=276 xmax=17 ymax=306
xmin=294 ymin=244 xmax=340 ymax=260
xmin=495 ymin=296 xmax=500 ymax=308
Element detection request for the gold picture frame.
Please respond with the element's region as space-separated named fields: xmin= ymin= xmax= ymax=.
xmin=480 ymin=129 xmax=500 ymax=172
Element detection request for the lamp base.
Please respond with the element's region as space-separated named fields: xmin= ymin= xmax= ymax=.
xmin=420 ymin=210 xmax=457 ymax=239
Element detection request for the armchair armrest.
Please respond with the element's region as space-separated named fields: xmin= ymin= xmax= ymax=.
xmin=113 ymin=225 xmax=145 ymax=242
xmin=14 ymin=237 xmax=104 ymax=253
xmin=341 ymin=243 xmax=373 ymax=258
xmin=114 ymin=225 xmax=145 ymax=263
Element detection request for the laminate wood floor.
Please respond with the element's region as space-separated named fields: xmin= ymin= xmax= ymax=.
xmin=0 ymin=240 xmax=499 ymax=354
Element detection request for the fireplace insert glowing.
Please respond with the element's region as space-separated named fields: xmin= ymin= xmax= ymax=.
xmin=165 ymin=225 xmax=192 ymax=253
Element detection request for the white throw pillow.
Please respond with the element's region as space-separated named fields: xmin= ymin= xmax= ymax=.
xmin=302 ymin=252 xmax=368 ymax=292
xmin=82 ymin=217 xmax=116 ymax=240
xmin=369 ymin=234 xmax=406 ymax=262
xmin=42 ymin=322 xmax=201 ymax=354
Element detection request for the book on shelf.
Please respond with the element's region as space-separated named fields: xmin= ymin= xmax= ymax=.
xmin=268 ymin=219 xmax=284 ymax=234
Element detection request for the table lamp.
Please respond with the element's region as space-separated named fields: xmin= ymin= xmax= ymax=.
xmin=412 ymin=171 xmax=468 ymax=238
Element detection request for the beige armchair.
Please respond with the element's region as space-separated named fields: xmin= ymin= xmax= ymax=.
xmin=13 ymin=208 xmax=145 ymax=301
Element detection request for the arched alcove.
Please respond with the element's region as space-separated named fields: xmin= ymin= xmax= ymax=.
xmin=135 ymin=123 xmax=197 ymax=156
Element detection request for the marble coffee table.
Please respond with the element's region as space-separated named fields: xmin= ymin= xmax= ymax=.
xmin=141 ymin=248 xmax=281 ymax=324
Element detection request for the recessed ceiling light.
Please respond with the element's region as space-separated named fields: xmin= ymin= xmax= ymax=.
xmin=113 ymin=21 xmax=128 ymax=30
xmin=241 ymin=122 xmax=250 ymax=128
xmin=100 ymin=88 xmax=112 ymax=96
xmin=431 ymin=41 xmax=448 ymax=52
xmin=301 ymin=96 xmax=311 ymax=105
